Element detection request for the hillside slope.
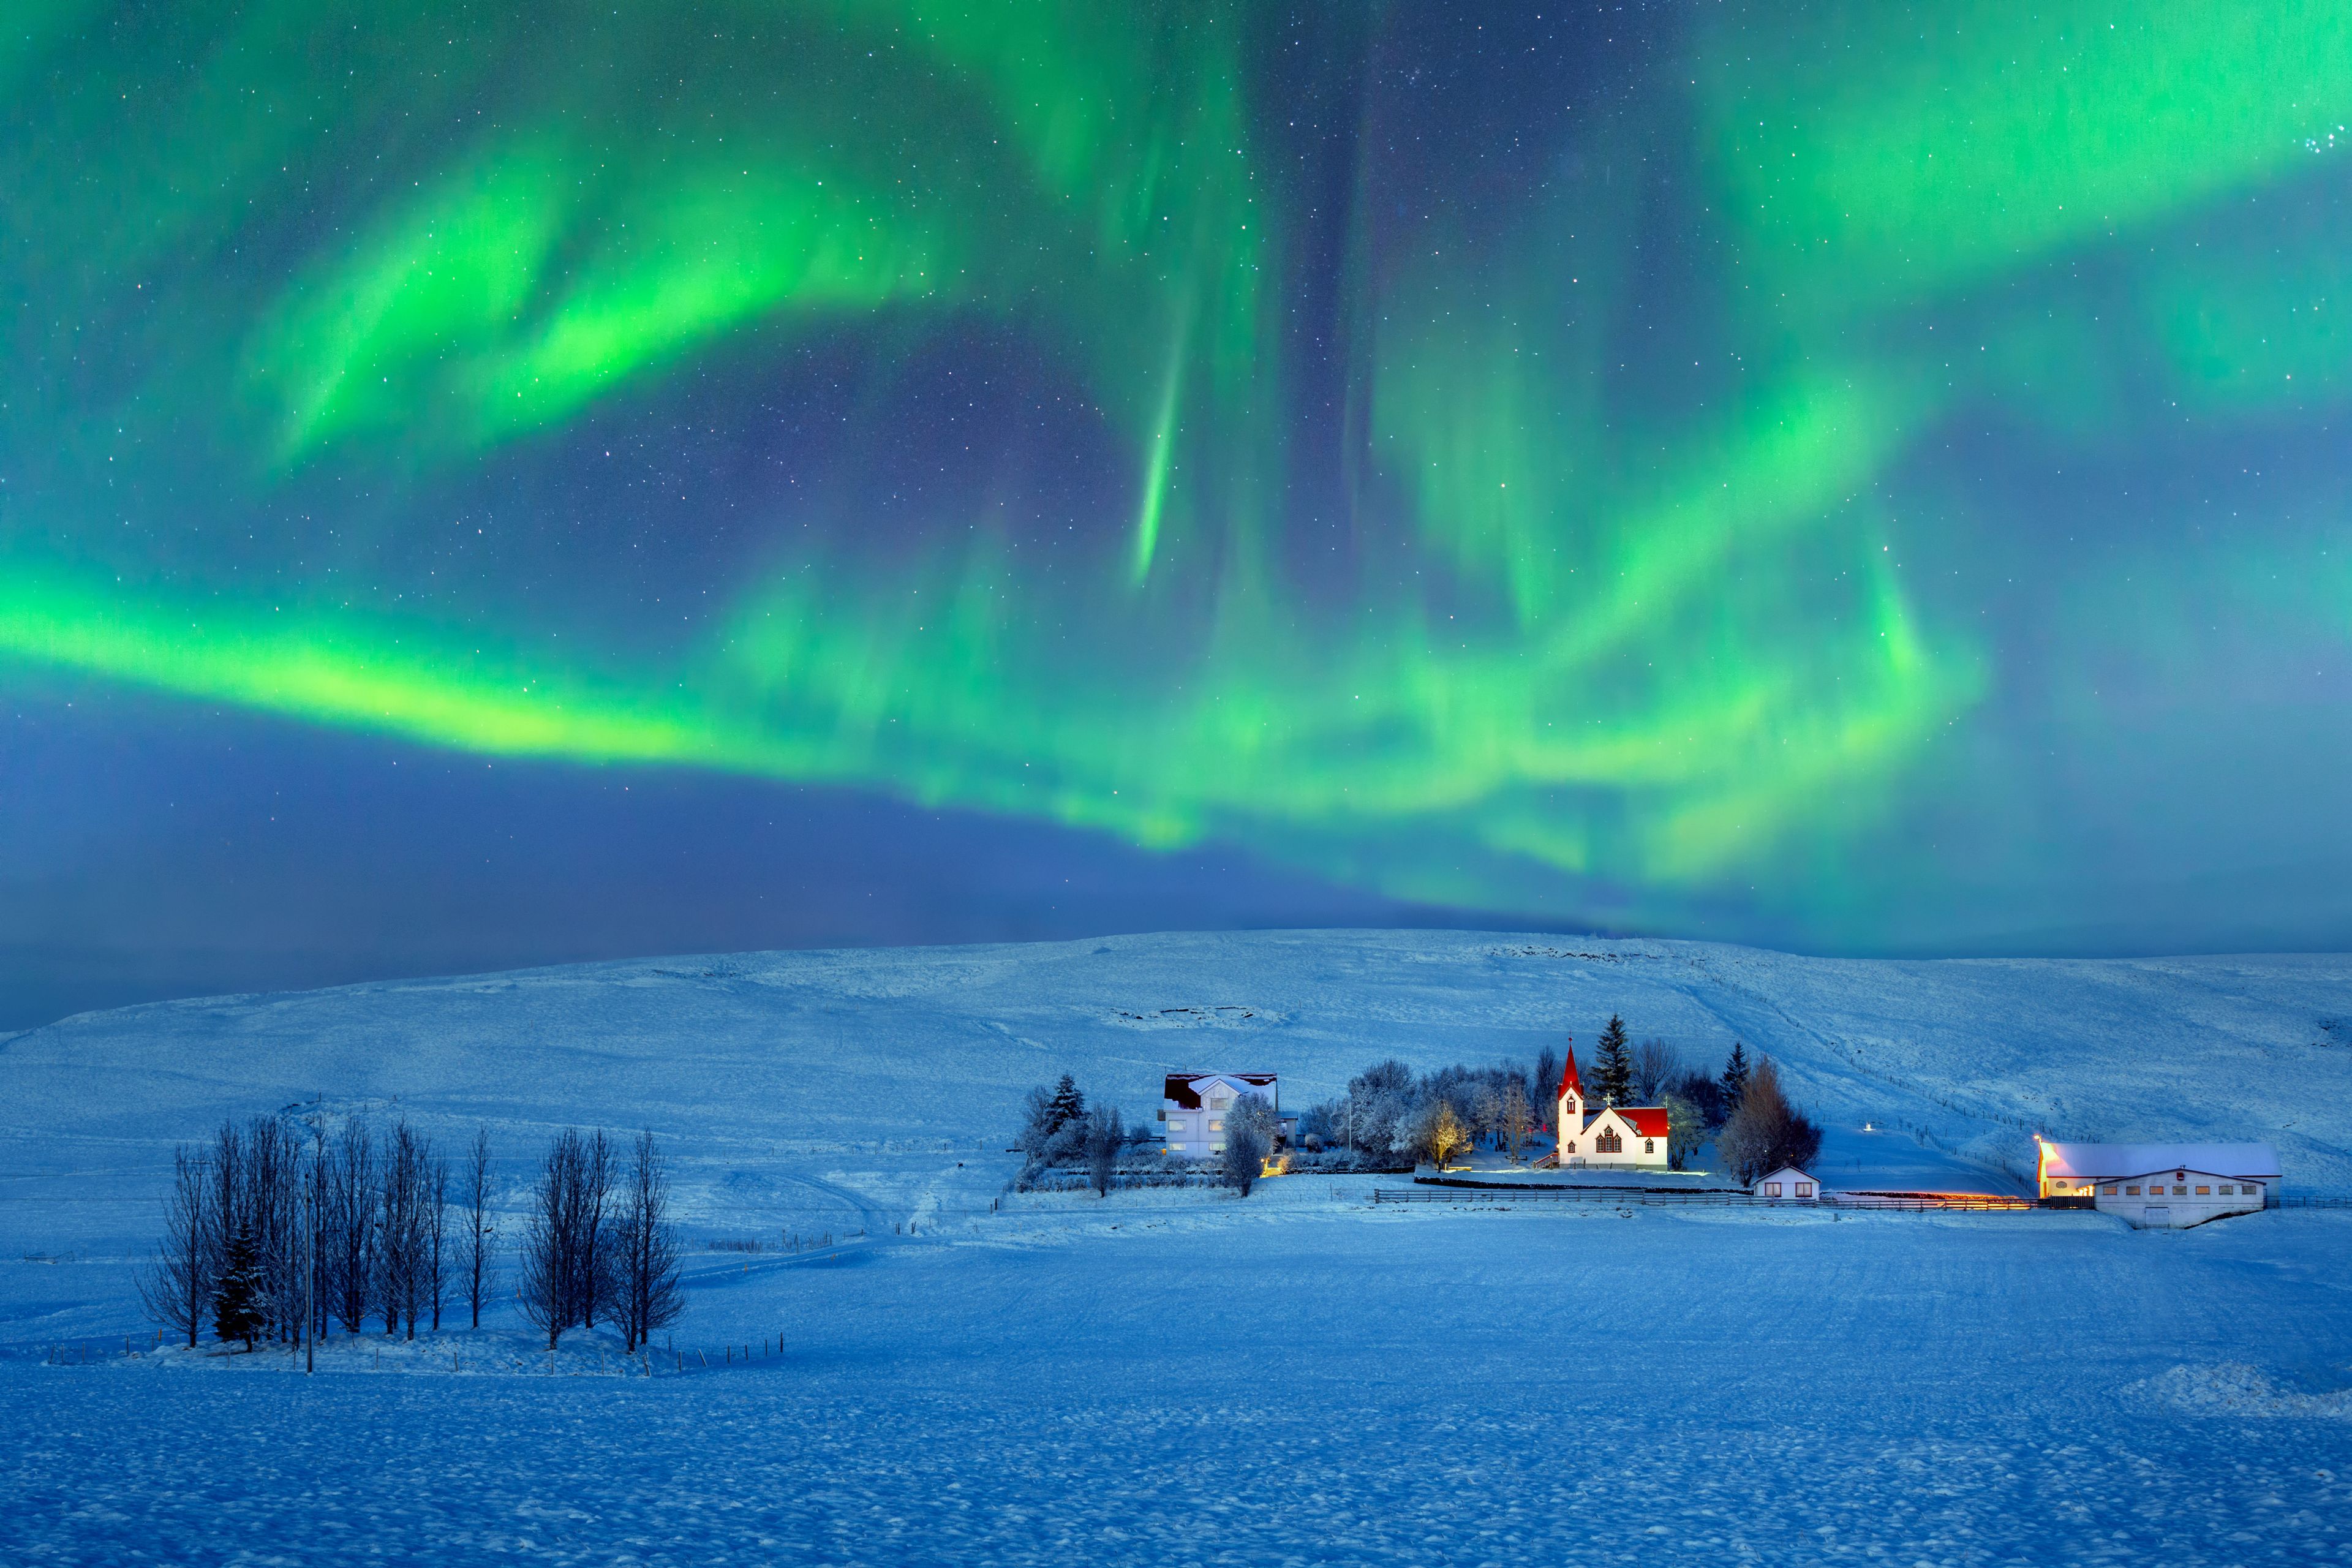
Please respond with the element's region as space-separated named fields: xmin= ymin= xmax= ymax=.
xmin=4 ymin=930 xmax=2347 ymax=1223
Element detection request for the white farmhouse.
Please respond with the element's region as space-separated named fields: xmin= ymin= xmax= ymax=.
xmin=1550 ymin=1048 xmax=1669 ymax=1170
xmin=1159 ymin=1072 xmax=1292 ymax=1158
xmin=1753 ymin=1166 xmax=1820 ymax=1200
xmin=2035 ymin=1140 xmax=2280 ymax=1229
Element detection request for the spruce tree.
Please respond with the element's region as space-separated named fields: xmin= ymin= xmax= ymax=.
xmin=1592 ymin=1015 xmax=1633 ymax=1107
xmin=1720 ymin=1041 xmax=1752 ymax=1109
xmin=1046 ymin=1074 xmax=1086 ymax=1136
xmin=212 ymin=1223 xmax=265 ymax=1351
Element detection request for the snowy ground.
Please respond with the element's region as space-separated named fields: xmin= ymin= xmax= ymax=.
xmin=4 ymin=930 xmax=2350 ymax=1563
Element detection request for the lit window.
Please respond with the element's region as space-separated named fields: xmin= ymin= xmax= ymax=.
xmin=2195 ymin=1186 xmax=2210 ymax=1196
xmin=1796 ymin=1183 xmax=1814 ymax=1198
xmin=1208 ymin=1120 xmax=1224 ymax=1133
xmin=1764 ymin=1182 xmax=1782 ymax=1197
xmin=2103 ymin=1185 xmax=2117 ymax=1195
xmin=2125 ymin=1186 xmax=2139 ymax=1195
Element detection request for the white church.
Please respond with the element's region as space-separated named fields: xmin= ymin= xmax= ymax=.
xmin=1548 ymin=1047 xmax=1670 ymax=1170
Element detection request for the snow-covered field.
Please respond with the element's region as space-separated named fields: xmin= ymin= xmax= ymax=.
xmin=4 ymin=929 xmax=2351 ymax=1564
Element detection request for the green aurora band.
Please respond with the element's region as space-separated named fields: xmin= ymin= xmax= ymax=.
xmin=3 ymin=1 xmax=2348 ymax=940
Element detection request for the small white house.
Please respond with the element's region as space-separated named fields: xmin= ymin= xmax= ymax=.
xmin=2035 ymin=1140 xmax=2279 ymax=1229
xmin=1752 ymin=1166 xmax=1820 ymax=1201
xmin=1159 ymin=1072 xmax=1292 ymax=1158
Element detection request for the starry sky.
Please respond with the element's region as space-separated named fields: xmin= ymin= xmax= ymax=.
xmin=5 ymin=2 xmax=2350 ymax=1028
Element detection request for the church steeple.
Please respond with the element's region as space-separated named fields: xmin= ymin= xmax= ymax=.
xmin=1556 ymin=1045 xmax=1585 ymax=1125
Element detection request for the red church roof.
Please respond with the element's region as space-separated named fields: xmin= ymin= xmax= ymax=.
xmin=1556 ymin=1047 xmax=1582 ymax=1102
xmin=1617 ymin=1106 xmax=1670 ymax=1139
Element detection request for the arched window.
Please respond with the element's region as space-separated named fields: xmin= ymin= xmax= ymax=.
xmin=1596 ymin=1130 xmax=1623 ymax=1154
xmin=1644 ymin=1139 xmax=1655 ymax=1153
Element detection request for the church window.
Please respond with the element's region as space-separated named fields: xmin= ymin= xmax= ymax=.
xmin=1564 ymin=1140 xmax=1575 ymax=1153
xmin=1596 ymin=1131 xmax=1622 ymax=1154
xmin=1644 ymin=1139 xmax=1654 ymax=1153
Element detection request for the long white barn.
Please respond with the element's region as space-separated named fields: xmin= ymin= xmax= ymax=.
xmin=2036 ymin=1140 xmax=2280 ymax=1229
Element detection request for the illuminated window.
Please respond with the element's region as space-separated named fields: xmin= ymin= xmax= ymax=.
xmin=1796 ymin=1183 xmax=1814 ymax=1198
xmin=2195 ymin=1186 xmax=2210 ymax=1196
xmin=1764 ymin=1182 xmax=1782 ymax=1197
xmin=2125 ymin=1186 xmax=2139 ymax=1195
xmin=2103 ymin=1185 xmax=2117 ymax=1195
xmin=1208 ymin=1120 xmax=1223 ymax=1133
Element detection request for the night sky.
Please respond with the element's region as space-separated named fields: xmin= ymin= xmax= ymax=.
xmin=5 ymin=2 xmax=2350 ymax=1028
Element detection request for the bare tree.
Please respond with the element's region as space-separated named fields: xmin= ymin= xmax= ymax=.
xmin=372 ymin=1120 xmax=441 ymax=1340
xmin=461 ymin=1126 xmax=496 ymax=1330
xmin=426 ymin=1151 xmax=450 ymax=1332
xmin=519 ymin=1127 xmax=617 ymax=1349
xmin=1502 ymin=1081 xmax=1529 ymax=1165
xmin=1221 ymin=1093 xmax=1280 ymax=1196
xmin=241 ymin=1116 xmax=303 ymax=1344
xmin=1714 ymin=1057 xmax=1823 ymax=1184
xmin=324 ymin=1120 xmax=374 ymax=1335
xmin=615 ymin=1130 xmax=685 ymax=1353
xmin=519 ymin=1129 xmax=579 ymax=1349
xmin=580 ymin=1129 xmax=616 ymax=1331
xmin=1472 ymin=1085 xmax=1502 ymax=1152
xmin=1085 ymin=1106 xmax=1125 ymax=1197
xmin=138 ymin=1145 xmax=213 ymax=1348
xmin=1630 ymin=1039 xmax=1683 ymax=1105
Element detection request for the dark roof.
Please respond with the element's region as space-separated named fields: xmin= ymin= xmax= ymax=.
xmin=1163 ymin=1072 xmax=1276 ymax=1109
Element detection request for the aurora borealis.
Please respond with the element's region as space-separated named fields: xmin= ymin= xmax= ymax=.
xmin=5 ymin=2 xmax=2350 ymax=1016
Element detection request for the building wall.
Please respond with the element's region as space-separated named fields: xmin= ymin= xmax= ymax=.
xmin=2092 ymin=1174 xmax=2266 ymax=1229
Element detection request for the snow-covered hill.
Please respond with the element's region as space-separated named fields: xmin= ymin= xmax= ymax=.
xmin=4 ymin=929 xmax=2348 ymax=1259
xmin=6 ymin=930 xmax=2351 ymax=1567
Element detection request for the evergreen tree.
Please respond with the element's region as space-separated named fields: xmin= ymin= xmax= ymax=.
xmin=1046 ymin=1074 xmax=1086 ymax=1136
xmin=212 ymin=1223 xmax=265 ymax=1351
xmin=1592 ymin=1015 xmax=1633 ymax=1107
xmin=1720 ymin=1041 xmax=1752 ymax=1110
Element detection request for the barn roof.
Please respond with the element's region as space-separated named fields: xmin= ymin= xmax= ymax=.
xmin=2037 ymin=1142 xmax=2279 ymax=1181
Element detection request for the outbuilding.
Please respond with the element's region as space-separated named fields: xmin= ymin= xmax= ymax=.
xmin=2035 ymin=1140 xmax=2279 ymax=1229
xmin=1752 ymin=1166 xmax=1820 ymax=1201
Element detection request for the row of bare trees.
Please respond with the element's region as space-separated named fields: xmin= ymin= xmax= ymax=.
xmin=142 ymin=1114 xmax=674 ymax=1353
xmin=517 ymin=1128 xmax=683 ymax=1352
